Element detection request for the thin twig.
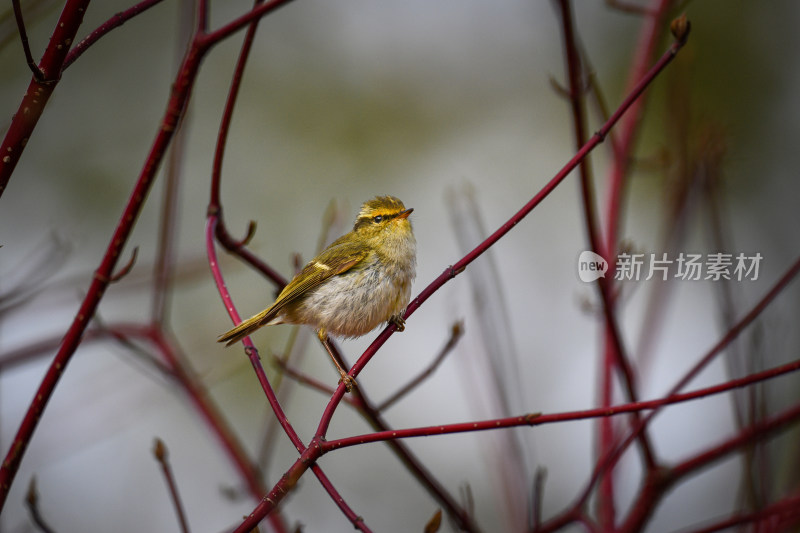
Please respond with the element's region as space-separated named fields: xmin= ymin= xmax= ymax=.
xmin=556 ymin=3 xmax=656 ymax=522
xmin=153 ymin=439 xmax=190 ymax=533
xmin=1 ymin=0 xmax=90 ymax=197
xmin=539 ymin=254 xmax=800 ymax=531
xmin=0 ymin=231 xmax=70 ymax=315
xmin=603 ymin=0 xmax=674 ymax=258
xmin=320 ymin=340 xmax=483 ymax=532
xmin=11 ymin=0 xmax=44 ymax=81
xmin=147 ymin=326 xmax=290 ymax=531
xmin=63 ymin=0 xmax=166 ymax=69
xmin=309 ymin=463 xmax=374 ymax=532
xmin=596 ymin=2 xmax=677 ymax=524
xmin=378 ymin=321 xmax=463 ymax=411
xmin=108 ymin=246 xmax=139 ymax=283
xmin=675 ymin=492 xmax=800 ymax=533
xmin=322 ymin=356 xmax=800 ymax=452
xmin=605 ymin=0 xmax=658 ymax=16
xmin=257 ymin=327 xmax=306 ymax=471
xmin=0 ymin=0 xmax=299 ymax=508
xmin=95 ymin=320 xmax=174 ymax=377
xmin=530 ymin=468 xmax=547 ymax=532
xmin=270 ymin=352 xmax=343 ymax=398
xmin=208 ymin=0 xmax=287 ymax=288
xmin=203 ymin=0 xmax=304 ymax=461
xmin=603 ymin=254 xmax=800 ymax=489
xmin=268 ymin=348 xmax=479 ymax=530
xmin=0 ymin=10 xmax=199 ymax=507
xmin=235 ymin=14 xmax=689 ymax=527
xmin=152 ymin=0 xmax=195 ymax=325
xmin=619 ymin=401 xmax=800 ymax=533
xmin=207 ymin=218 xmax=305 ymax=457
xmin=25 ymin=477 xmax=55 ymax=533
xmin=313 ymin=9 xmax=691 ymax=443
xmin=446 ymin=186 xmax=533 ymax=527
xmin=196 ymin=0 xmax=209 ymax=35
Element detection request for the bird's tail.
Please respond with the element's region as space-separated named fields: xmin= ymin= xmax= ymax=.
xmin=217 ymin=306 xmax=277 ymax=346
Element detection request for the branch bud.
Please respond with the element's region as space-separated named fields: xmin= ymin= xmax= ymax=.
xmin=670 ymin=14 xmax=691 ymax=44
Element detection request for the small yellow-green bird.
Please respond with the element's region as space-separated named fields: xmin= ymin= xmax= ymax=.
xmin=218 ymin=196 xmax=416 ymax=390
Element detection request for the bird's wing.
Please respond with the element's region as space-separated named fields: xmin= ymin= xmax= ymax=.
xmin=217 ymin=240 xmax=366 ymax=346
xmin=266 ymin=239 xmax=367 ymax=317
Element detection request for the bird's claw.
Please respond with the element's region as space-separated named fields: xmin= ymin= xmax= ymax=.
xmin=339 ymin=374 xmax=356 ymax=393
xmin=390 ymin=315 xmax=406 ymax=332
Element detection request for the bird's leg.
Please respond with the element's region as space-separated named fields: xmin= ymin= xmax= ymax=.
xmin=389 ymin=314 xmax=406 ymax=332
xmin=317 ymin=329 xmax=355 ymax=392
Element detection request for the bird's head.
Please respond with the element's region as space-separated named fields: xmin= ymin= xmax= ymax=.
xmin=352 ymin=196 xmax=414 ymax=242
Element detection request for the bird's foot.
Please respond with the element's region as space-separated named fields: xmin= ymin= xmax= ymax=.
xmin=338 ymin=372 xmax=356 ymax=393
xmin=390 ymin=315 xmax=406 ymax=332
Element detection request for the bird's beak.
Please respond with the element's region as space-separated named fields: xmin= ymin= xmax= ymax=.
xmin=396 ymin=208 xmax=413 ymax=219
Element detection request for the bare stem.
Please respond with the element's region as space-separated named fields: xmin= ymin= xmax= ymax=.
xmin=312 ymin=22 xmax=691 ymax=445
xmin=63 ymin=0 xmax=166 ymax=69
xmin=0 ymin=47 xmax=201 ymax=510
xmin=0 ymin=0 xmax=297 ymax=510
xmin=322 ymin=356 xmax=800 ymax=452
xmin=377 ymin=321 xmax=464 ymax=411
xmin=153 ymin=439 xmax=191 ymax=533
xmin=0 ymin=0 xmax=90 ymax=196
xmin=680 ymin=492 xmax=800 ymax=533
xmin=541 ymin=254 xmax=800 ymax=531
xmin=309 ymin=464 xmax=374 ymax=532
xmin=208 ymin=0 xmax=288 ymax=288
xmin=206 ymin=217 xmax=305 ymax=454
xmin=11 ymin=0 xmax=45 ymax=81
xmin=25 ymin=477 xmax=55 ymax=533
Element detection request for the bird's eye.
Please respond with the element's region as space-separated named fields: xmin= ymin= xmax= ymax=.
xmin=373 ymin=215 xmax=384 ymax=223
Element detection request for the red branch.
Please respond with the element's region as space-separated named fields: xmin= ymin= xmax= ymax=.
xmin=311 ymin=21 xmax=690 ymax=443
xmin=620 ymin=402 xmax=800 ymax=532
xmin=63 ymin=0 xmax=166 ymax=70
xmin=203 ymin=0 xmax=304 ymax=455
xmin=9 ymin=2 xmax=781 ymax=531
xmin=554 ymin=10 xmax=657 ymax=524
xmin=596 ymin=0 xmax=676 ymax=524
xmin=203 ymin=5 xmax=376 ymax=528
xmin=0 ymin=0 xmax=296 ymax=512
xmin=681 ymin=492 xmax=800 ymax=533
xmin=537 ymin=253 xmax=800 ymax=531
xmin=205 ymin=1 xmax=481 ymax=528
xmin=148 ymin=327 xmax=271 ymax=500
xmin=604 ymin=0 xmax=675 ymax=255
xmin=206 ymin=218 xmax=304 ymax=454
xmin=224 ymin=17 xmax=691 ymax=531
xmin=576 ymin=254 xmax=800 ymax=515
xmin=0 ymin=0 xmax=90 ymax=196
xmin=320 ymin=356 xmax=800 ymax=451
xmin=153 ymin=439 xmax=190 ymax=533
